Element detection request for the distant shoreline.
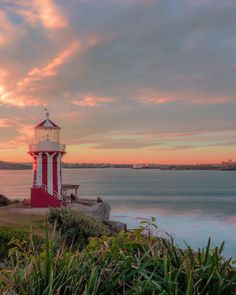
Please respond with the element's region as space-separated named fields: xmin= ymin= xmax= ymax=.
xmin=1 ymin=161 xmax=236 ymax=171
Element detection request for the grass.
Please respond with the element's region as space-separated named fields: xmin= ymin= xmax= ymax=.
xmin=0 ymin=211 xmax=236 ymax=295
xmin=0 ymin=205 xmax=46 ymax=236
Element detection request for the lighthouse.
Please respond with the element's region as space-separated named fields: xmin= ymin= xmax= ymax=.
xmin=28 ymin=111 xmax=66 ymax=208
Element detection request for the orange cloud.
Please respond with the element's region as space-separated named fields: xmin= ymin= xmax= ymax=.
xmin=138 ymin=88 xmax=234 ymax=105
xmin=71 ymin=94 xmax=113 ymax=107
xmin=8 ymin=0 xmax=68 ymax=29
xmin=33 ymin=0 xmax=68 ymax=29
xmin=0 ymin=77 xmax=45 ymax=107
xmin=0 ymin=94 xmax=45 ymax=107
xmin=0 ymin=119 xmax=34 ymax=150
xmin=138 ymin=88 xmax=178 ymax=104
xmin=140 ymin=96 xmax=173 ymax=104
xmin=10 ymin=124 xmax=34 ymax=145
xmin=0 ymin=143 xmax=17 ymax=149
xmin=0 ymin=40 xmax=80 ymax=107
xmin=18 ymin=41 xmax=80 ymax=87
xmin=0 ymin=11 xmax=17 ymax=47
xmin=0 ymin=119 xmax=13 ymax=128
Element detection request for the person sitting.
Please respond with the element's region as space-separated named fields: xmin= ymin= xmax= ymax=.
xmin=70 ymin=193 xmax=76 ymax=203
xmin=97 ymin=196 xmax=103 ymax=203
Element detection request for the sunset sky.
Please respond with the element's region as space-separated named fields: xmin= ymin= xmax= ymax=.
xmin=0 ymin=0 xmax=236 ymax=164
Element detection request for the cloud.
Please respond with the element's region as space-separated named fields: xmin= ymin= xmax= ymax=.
xmin=10 ymin=124 xmax=34 ymax=146
xmin=32 ymin=0 xmax=68 ymax=29
xmin=0 ymin=118 xmax=14 ymax=128
xmin=0 ymin=143 xmax=17 ymax=149
xmin=91 ymin=140 xmax=160 ymax=150
xmin=2 ymin=0 xmax=68 ymax=29
xmin=0 ymin=10 xmax=20 ymax=47
xmin=71 ymin=94 xmax=113 ymax=107
xmin=138 ymin=89 xmax=235 ymax=105
xmin=0 ymin=118 xmax=34 ymax=150
xmin=0 ymin=41 xmax=80 ymax=107
xmin=0 ymin=0 xmax=236 ymax=162
xmin=18 ymin=41 xmax=80 ymax=85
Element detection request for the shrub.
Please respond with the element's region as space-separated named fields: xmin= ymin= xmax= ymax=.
xmin=0 ymin=227 xmax=43 ymax=261
xmin=0 ymin=194 xmax=10 ymax=207
xmin=48 ymin=208 xmax=110 ymax=247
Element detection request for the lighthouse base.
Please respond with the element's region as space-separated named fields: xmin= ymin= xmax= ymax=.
xmin=31 ymin=187 xmax=62 ymax=208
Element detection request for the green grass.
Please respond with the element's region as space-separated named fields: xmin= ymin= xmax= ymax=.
xmin=0 ymin=206 xmax=45 ymax=236
xmin=0 ymin=215 xmax=236 ymax=295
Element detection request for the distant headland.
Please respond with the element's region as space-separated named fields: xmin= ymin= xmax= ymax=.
xmin=1 ymin=159 xmax=236 ymax=171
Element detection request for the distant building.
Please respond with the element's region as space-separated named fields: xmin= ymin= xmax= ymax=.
xmin=222 ymin=159 xmax=236 ymax=170
xmin=28 ymin=111 xmax=66 ymax=207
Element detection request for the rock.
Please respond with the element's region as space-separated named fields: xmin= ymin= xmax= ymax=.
xmin=68 ymin=201 xmax=111 ymax=222
xmin=104 ymin=220 xmax=127 ymax=233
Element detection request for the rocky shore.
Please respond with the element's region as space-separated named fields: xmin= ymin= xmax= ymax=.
xmin=0 ymin=195 xmax=127 ymax=233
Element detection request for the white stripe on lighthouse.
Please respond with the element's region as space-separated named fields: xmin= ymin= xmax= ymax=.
xmin=31 ymin=153 xmax=36 ymax=185
xmin=36 ymin=153 xmax=42 ymax=186
xmin=57 ymin=154 xmax=62 ymax=196
xmin=46 ymin=153 xmax=56 ymax=195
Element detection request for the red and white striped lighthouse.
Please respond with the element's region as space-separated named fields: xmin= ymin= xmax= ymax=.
xmin=28 ymin=111 xmax=66 ymax=208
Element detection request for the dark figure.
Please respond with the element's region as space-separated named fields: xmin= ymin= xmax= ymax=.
xmin=97 ymin=196 xmax=103 ymax=203
xmin=71 ymin=193 xmax=76 ymax=203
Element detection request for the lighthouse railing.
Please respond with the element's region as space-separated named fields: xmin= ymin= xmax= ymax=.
xmin=33 ymin=181 xmax=63 ymax=200
xmin=29 ymin=143 xmax=66 ymax=152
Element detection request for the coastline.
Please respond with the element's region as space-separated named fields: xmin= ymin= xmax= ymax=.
xmin=1 ymin=168 xmax=236 ymax=258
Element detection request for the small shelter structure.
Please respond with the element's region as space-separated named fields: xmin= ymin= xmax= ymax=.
xmin=62 ymin=184 xmax=80 ymax=202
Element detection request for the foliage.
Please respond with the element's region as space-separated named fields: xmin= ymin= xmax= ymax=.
xmin=0 ymin=219 xmax=236 ymax=295
xmin=132 ymin=216 xmax=158 ymax=240
xmin=0 ymin=194 xmax=10 ymax=207
xmin=48 ymin=208 xmax=110 ymax=248
xmin=0 ymin=227 xmax=43 ymax=261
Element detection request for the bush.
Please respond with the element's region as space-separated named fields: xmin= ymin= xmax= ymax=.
xmin=0 ymin=194 xmax=10 ymax=207
xmin=0 ymin=227 xmax=43 ymax=263
xmin=48 ymin=208 xmax=110 ymax=247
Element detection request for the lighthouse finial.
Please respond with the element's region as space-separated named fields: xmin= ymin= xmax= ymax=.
xmin=45 ymin=107 xmax=50 ymax=119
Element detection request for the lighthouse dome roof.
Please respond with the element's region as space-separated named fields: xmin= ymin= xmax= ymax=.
xmin=35 ymin=118 xmax=60 ymax=129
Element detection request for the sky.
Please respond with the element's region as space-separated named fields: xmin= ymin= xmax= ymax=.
xmin=0 ymin=0 xmax=236 ymax=164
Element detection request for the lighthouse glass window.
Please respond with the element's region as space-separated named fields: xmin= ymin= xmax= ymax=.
xmin=35 ymin=128 xmax=60 ymax=143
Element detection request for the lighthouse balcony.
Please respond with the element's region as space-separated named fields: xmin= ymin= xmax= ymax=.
xmin=29 ymin=142 xmax=66 ymax=153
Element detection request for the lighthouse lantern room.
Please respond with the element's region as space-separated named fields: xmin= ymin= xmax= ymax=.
xmin=28 ymin=111 xmax=66 ymax=208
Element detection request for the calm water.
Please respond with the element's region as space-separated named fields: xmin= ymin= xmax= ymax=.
xmin=1 ymin=168 xmax=236 ymax=257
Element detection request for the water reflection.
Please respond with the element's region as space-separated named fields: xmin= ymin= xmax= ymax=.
xmin=111 ymin=207 xmax=236 ymax=258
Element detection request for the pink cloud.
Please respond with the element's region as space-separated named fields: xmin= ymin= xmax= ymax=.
xmin=0 ymin=41 xmax=80 ymax=108
xmin=138 ymin=88 xmax=178 ymax=105
xmin=0 ymin=73 xmax=46 ymax=107
xmin=0 ymin=38 xmax=81 ymax=107
xmin=10 ymin=124 xmax=34 ymax=145
xmin=0 ymin=142 xmax=17 ymax=149
xmin=0 ymin=94 xmax=46 ymax=108
xmin=33 ymin=0 xmax=68 ymax=29
xmin=0 ymin=119 xmax=34 ymax=149
xmin=0 ymin=11 xmax=19 ymax=47
xmin=6 ymin=0 xmax=68 ymax=29
xmin=0 ymin=119 xmax=14 ymax=128
xmin=138 ymin=88 xmax=234 ymax=105
xmin=71 ymin=94 xmax=114 ymax=107
xmin=18 ymin=41 xmax=80 ymax=85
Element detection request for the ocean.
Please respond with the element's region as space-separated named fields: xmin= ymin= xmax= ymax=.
xmin=1 ymin=168 xmax=236 ymax=257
